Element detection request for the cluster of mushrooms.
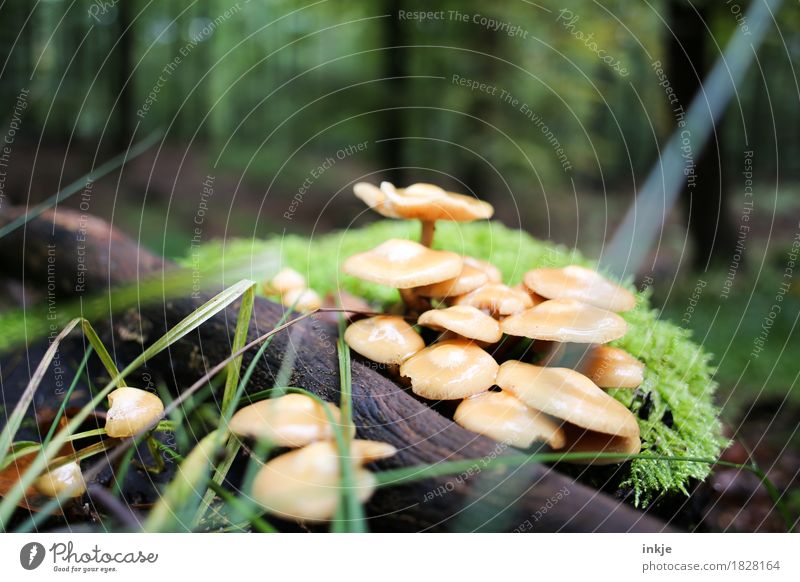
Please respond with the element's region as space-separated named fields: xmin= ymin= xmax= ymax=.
xmin=341 ymin=181 xmax=645 ymax=460
xmin=262 ymin=267 xmax=322 ymax=312
xmin=228 ymin=394 xmax=396 ymax=521
xmin=23 ymin=181 xmax=648 ymax=526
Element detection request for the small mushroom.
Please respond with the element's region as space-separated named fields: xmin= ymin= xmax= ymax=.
xmin=495 ymin=360 xmax=640 ymax=439
xmin=415 ymin=263 xmax=488 ymax=298
xmin=454 ymin=391 xmax=565 ymax=449
xmin=555 ymin=424 xmax=642 ymax=465
xmin=105 ymin=387 xmax=165 ymax=438
xmin=343 ymin=239 xmax=462 ymax=289
xmin=344 ymin=315 xmax=425 ymax=366
xmin=383 ymin=182 xmax=494 ymax=221
xmin=281 ymin=287 xmax=322 ymax=312
xmin=500 ymin=298 xmax=628 ymax=343
xmin=400 ymin=339 xmax=499 ymax=400
xmin=453 ymin=283 xmax=534 ymax=316
xmin=251 ymin=440 xmax=396 ymax=522
xmin=263 ymin=267 xmax=306 ymax=296
xmin=353 ymin=182 xmax=493 ymax=247
xmin=33 ymin=461 xmax=86 ymax=498
xmin=523 ymin=265 xmax=636 ymax=312
xmin=578 ymin=346 xmax=645 ymax=389
xmin=343 ymin=239 xmax=462 ymax=312
xmin=229 ymin=394 xmax=353 ymax=447
xmin=417 ymin=305 xmax=502 ymax=344
xmin=463 ymin=256 xmax=503 ymax=283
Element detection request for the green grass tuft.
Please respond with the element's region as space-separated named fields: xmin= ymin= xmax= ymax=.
xmin=184 ymin=220 xmax=728 ymax=505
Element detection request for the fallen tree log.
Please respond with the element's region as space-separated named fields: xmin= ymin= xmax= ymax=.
xmin=0 ymin=207 xmax=669 ymax=532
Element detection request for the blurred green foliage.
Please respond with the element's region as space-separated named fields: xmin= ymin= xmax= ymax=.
xmin=2 ymin=0 xmax=799 ymax=193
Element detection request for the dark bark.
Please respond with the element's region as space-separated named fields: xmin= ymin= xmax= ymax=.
xmin=0 ymin=207 xmax=669 ymax=532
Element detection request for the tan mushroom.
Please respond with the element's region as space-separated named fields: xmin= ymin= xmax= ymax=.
xmin=344 ymin=315 xmax=424 ymax=366
xmin=415 ymin=263 xmax=488 ymax=298
xmin=343 ymin=239 xmax=462 ymax=289
xmin=281 ymin=287 xmax=322 ymax=312
xmin=454 ymin=391 xmax=565 ymax=449
xmin=463 ymin=256 xmax=503 ymax=283
xmin=578 ymin=346 xmax=645 ymax=389
xmin=33 ymin=461 xmax=86 ymax=498
xmin=417 ymin=305 xmax=502 ymax=344
xmin=229 ymin=394 xmax=353 ymax=447
xmin=453 ymin=283 xmax=534 ymax=316
xmin=105 ymin=387 xmax=165 ymax=438
xmin=523 ymin=265 xmax=636 ymax=312
xmin=343 ymin=239 xmax=462 ymax=311
xmin=400 ymin=339 xmax=499 ymax=400
xmin=500 ymin=298 xmax=628 ymax=343
xmin=383 ymin=182 xmax=494 ymax=221
xmin=495 ymin=360 xmax=639 ymax=439
xmin=353 ymin=182 xmax=493 ymax=246
xmin=251 ymin=440 xmax=396 ymax=522
xmin=263 ymin=267 xmax=306 ymax=296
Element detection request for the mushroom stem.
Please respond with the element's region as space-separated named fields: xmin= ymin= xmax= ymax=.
xmin=399 ymin=288 xmax=430 ymax=315
xmin=420 ymin=220 xmax=436 ymax=247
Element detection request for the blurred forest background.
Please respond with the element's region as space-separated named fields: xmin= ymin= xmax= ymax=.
xmin=1 ymin=0 xmax=799 ymax=425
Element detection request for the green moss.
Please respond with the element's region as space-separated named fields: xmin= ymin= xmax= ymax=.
xmin=186 ymin=219 xmax=727 ymax=505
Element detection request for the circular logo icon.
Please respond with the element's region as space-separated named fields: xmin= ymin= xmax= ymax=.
xmin=19 ymin=542 xmax=46 ymax=570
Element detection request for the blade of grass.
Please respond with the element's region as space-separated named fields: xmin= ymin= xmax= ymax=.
xmin=204 ymin=479 xmax=276 ymax=533
xmin=270 ymin=323 xmax=300 ymax=397
xmin=0 ymin=130 xmax=163 ymax=240
xmin=193 ymin=442 xmax=239 ymax=527
xmin=109 ymin=441 xmax=138 ymax=498
xmin=109 ymin=420 xmax=177 ymax=498
xmin=194 ymin=297 xmax=295 ymax=526
xmin=15 ymin=308 xmax=329 ymax=532
xmin=0 ymin=280 xmax=255 ymax=529
xmin=331 ymin=313 xmax=365 ymax=532
xmin=191 ymin=284 xmax=256 ymax=524
xmin=41 ymin=346 xmax=94 ymax=449
xmin=81 ymin=323 xmax=126 ymax=387
xmin=221 ymin=285 xmax=255 ymax=413
xmin=143 ymin=430 xmax=220 ymax=532
xmin=745 ymin=459 xmax=795 ymax=532
xmin=152 ymin=441 xmax=276 ymax=533
xmin=0 ymin=319 xmax=82 ymax=463
xmin=0 ymin=254 xmax=277 ymax=354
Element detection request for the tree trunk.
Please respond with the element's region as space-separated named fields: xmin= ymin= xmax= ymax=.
xmin=667 ymin=1 xmax=735 ymax=270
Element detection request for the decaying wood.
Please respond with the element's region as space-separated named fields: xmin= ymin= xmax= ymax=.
xmin=0 ymin=207 xmax=669 ymax=532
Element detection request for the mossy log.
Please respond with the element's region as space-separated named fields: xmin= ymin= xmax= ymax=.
xmin=0 ymin=207 xmax=669 ymax=532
